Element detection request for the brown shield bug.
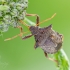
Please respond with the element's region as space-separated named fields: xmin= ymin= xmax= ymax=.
xmin=20 ymin=13 xmax=63 ymax=63
xmin=5 ymin=13 xmax=63 ymax=64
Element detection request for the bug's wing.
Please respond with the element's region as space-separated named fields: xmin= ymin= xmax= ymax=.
xmin=40 ymin=38 xmax=62 ymax=54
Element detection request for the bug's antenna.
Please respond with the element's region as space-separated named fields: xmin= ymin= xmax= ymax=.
xmin=37 ymin=13 xmax=56 ymax=25
xmin=19 ymin=20 xmax=30 ymax=28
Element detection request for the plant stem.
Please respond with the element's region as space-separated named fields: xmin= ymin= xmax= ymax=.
xmin=54 ymin=49 xmax=70 ymax=70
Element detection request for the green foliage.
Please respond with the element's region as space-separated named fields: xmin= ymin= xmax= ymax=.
xmin=54 ymin=49 xmax=70 ymax=70
xmin=0 ymin=0 xmax=28 ymax=34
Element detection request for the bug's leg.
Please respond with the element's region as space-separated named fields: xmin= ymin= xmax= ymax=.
xmin=19 ymin=20 xmax=30 ymax=28
xmin=4 ymin=26 xmax=27 ymax=41
xmin=38 ymin=13 xmax=56 ymax=25
xmin=26 ymin=14 xmax=40 ymax=26
xmin=34 ymin=43 xmax=37 ymax=49
xmin=22 ymin=34 xmax=33 ymax=40
xmin=4 ymin=34 xmax=21 ymax=41
xmin=44 ymin=52 xmax=58 ymax=65
xmin=34 ymin=43 xmax=39 ymax=49
xmin=16 ymin=26 xmax=23 ymax=37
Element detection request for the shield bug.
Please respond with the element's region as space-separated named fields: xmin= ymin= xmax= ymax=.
xmin=5 ymin=13 xmax=63 ymax=64
xmin=20 ymin=13 xmax=63 ymax=63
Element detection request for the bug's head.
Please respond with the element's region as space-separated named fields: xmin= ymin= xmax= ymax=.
xmin=29 ymin=26 xmax=39 ymax=35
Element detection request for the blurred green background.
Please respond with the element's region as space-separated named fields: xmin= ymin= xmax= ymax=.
xmin=0 ymin=0 xmax=70 ymax=70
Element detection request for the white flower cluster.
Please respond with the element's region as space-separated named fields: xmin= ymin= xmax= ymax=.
xmin=0 ymin=0 xmax=28 ymax=33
